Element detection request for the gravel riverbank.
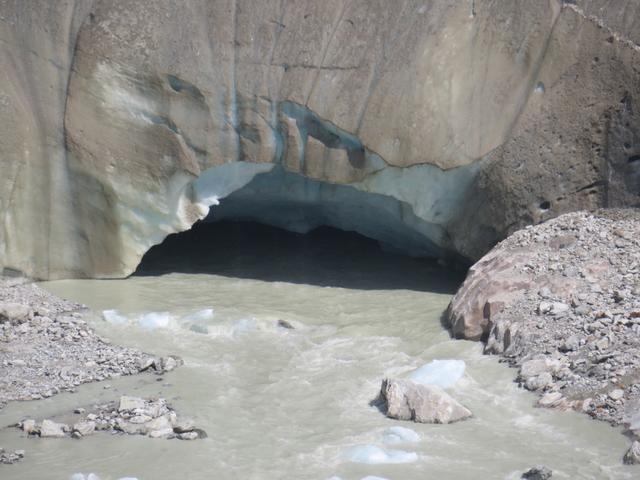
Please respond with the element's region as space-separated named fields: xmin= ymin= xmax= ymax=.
xmin=448 ymin=209 xmax=640 ymax=462
xmin=0 ymin=277 xmax=174 ymax=410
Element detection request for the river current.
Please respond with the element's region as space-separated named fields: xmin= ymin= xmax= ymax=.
xmin=0 ymin=224 xmax=634 ymax=479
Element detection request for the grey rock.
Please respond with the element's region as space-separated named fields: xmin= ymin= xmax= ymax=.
xmin=72 ymin=421 xmax=96 ymax=436
xmin=380 ymin=379 xmax=472 ymax=424
xmin=537 ymin=392 xmax=566 ymax=409
xmin=525 ymin=372 xmax=553 ymax=391
xmin=172 ymin=418 xmax=196 ymax=433
xmin=118 ymin=396 xmax=146 ymax=412
xmin=623 ymin=441 xmax=640 ymax=465
xmin=0 ymin=303 xmax=30 ymax=324
xmin=40 ymin=419 xmax=67 ymax=438
xmin=608 ymin=389 xmax=624 ymax=401
xmin=21 ymin=419 xmax=38 ymax=435
xmin=177 ymin=431 xmax=199 ymax=440
xmin=559 ymin=335 xmax=580 ymax=352
xmin=522 ymin=465 xmax=552 ymax=479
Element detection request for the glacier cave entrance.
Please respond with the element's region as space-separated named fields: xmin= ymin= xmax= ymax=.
xmin=134 ymin=167 xmax=464 ymax=292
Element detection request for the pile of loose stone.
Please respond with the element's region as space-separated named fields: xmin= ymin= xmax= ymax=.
xmin=0 ymin=447 xmax=25 ymax=465
xmin=450 ymin=209 xmax=640 ymax=464
xmin=17 ymin=395 xmax=206 ymax=441
xmin=0 ymin=277 xmax=179 ymax=409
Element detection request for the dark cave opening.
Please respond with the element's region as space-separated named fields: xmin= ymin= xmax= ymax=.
xmin=135 ymin=220 xmax=463 ymax=293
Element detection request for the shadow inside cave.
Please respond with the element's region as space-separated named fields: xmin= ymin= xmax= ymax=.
xmin=134 ymin=220 xmax=464 ymax=294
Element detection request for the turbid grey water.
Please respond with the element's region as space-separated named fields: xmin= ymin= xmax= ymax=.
xmin=0 ymin=224 xmax=635 ymax=479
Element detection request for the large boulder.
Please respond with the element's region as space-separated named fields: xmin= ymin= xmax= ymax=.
xmin=380 ymin=378 xmax=472 ymax=424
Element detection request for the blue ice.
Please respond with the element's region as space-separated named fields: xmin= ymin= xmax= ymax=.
xmin=408 ymin=359 xmax=465 ymax=388
xmin=382 ymin=426 xmax=421 ymax=445
xmin=343 ymin=445 xmax=417 ymax=464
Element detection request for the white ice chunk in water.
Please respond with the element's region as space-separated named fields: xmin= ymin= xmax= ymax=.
xmin=181 ymin=308 xmax=215 ymax=323
xmin=343 ymin=445 xmax=418 ymax=464
xmin=382 ymin=426 xmax=421 ymax=445
xmin=232 ymin=318 xmax=257 ymax=336
xmin=70 ymin=475 xmax=101 ymax=480
xmin=102 ymin=309 xmax=128 ymax=325
xmin=409 ymin=359 xmax=465 ymax=388
xmin=137 ymin=311 xmax=171 ymax=329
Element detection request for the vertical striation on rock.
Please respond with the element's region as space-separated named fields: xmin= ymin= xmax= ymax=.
xmin=0 ymin=0 xmax=638 ymax=279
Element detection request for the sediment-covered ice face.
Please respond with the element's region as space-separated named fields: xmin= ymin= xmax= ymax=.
xmin=1 ymin=1 xmax=639 ymax=279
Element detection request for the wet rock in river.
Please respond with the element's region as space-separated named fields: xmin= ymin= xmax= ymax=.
xmin=623 ymin=440 xmax=640 ymax=465
xmin=0 ymin=447 xmax=25 ymax=464
xmin=380 ymin=379 xmax=471 ymax=424
xmin=40 ymin=419 xmax=67 ymax=438
xmin=15 ymin=396 xmax=206 ymax=442
xmin=522 ymin=465 xmax=552 ymax=479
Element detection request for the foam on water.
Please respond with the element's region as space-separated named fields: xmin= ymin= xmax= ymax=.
xmin=382 ymin=426 xmax=421 ymax=445
xmin=408 ymin=359 xmax=465 ymax=389
xmin=137 ymin=311 xmax=171 ymax=329
xmin=101 ymin=309 xmax=128 ymax=325
xmin=181 ymin=308 xmax=215 ymax=323
xmin=343 ymin=445 xmax=418 ymax=464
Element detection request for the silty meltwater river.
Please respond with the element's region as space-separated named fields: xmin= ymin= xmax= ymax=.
xmin=0 ymin=224 xmax=634 ymax=480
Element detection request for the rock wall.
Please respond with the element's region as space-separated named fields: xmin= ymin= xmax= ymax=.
xmin=0 ymin=0 xmax=638 ymax=279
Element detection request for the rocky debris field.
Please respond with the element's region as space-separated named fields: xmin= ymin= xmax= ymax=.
xmin=0 ymin=277 xmax=181 ymax=409
xmin=15 ymin=395 xmax=206 ymax=441
xmin=447 ymin=209 xmax=640 ymax=463
xmin=0 ymin=447 xmax=25 ymax=465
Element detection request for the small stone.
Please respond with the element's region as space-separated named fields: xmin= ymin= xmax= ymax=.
xmin=145 ymin=415 xmax=172 ymax=432
xmin=74 ymin=408 xmax=86 ymax=414
xmin=537 ymin=392 xmax=565 ymax=408
xmin=138 ymin=357 xmax=155 ymax=372
xmin=525 ymin=372 xmax=553 ymax=391
xmin=522 ymin=465 xmax=552 ymax=479
xmin=559 ymin=335 xmax=580 ymax=352
xmin=608 ymin=389 xmax=624 ymax=401
xmin=21 ymin=419 xmax=37 ymax=434
xmin=148 ymin=427 xmax=174 ymax=439
xmin=129 ymin=414 xmax=152 ymax=424
xmin=172 ymin=418 xmax=195 ymax=433
xmin=277 ymin=319 xmax=294 ymax=329
xmin=177 ymin=431 xmax=199 ymax=440
xmin=118 ymin=396 xmax=146 ymax=412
